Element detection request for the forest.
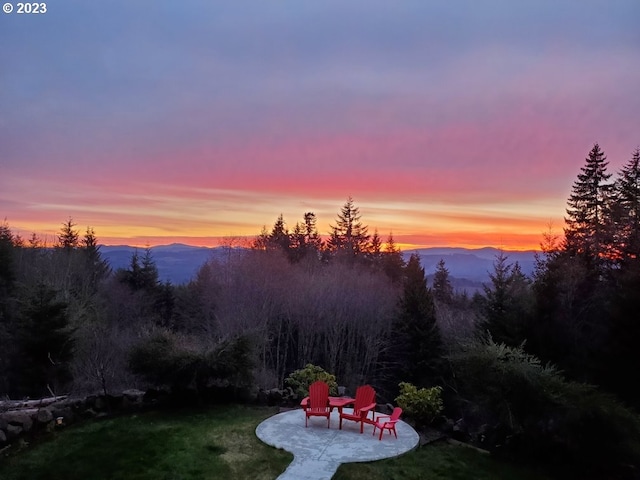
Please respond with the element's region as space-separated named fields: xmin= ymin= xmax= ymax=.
xmin=1 ymin=144 xmax=640 ymax=477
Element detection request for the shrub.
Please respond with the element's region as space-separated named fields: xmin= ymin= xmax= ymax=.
xmin=446 ymin=338 xmax=640 ymax=475
xmin=129 ymin=331 xmax=254 ymax=394
xmin=395 ymin=382 xmax=443 ymax=427
xmin=285 ymin=363 xmax=338 ymax=398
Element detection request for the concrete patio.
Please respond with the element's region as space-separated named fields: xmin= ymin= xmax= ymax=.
xmin=256 ymin=407 xmax=419 ymax=480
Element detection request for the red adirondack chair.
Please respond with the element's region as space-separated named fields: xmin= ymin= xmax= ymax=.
xmin=305 ymin=380 xmax=331 ymax=428
xmin=372 ymin=407 xmax=402 ymax=440
xmin=339 ymin=385 xmax=376 ymax=434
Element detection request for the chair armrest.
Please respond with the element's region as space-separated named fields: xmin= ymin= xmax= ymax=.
xmin=360 ymin=402 xmax=377 ymax=420
xmin=360 ymin=402 xmax=376 ymax=413
xmin=300 ymin=397 xmax=309 ymax=409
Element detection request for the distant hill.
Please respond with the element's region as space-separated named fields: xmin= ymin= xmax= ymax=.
xmin=100 ymin=244 xmax=235 ymax=284
xmin=99 ymin=243 xmax=538 ymax=288
xmin=406 ymin=247 xmax=538 ymax=295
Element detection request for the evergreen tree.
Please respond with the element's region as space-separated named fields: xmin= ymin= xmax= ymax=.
xmin=0 ymin=221 xmax=16 ymax=394
xmin=252 ymin=226 xmax=270 ymax=251
xmin=57 ymin=218 xmax=80 ymax=250
xmin=119 ymin=249 xmax=159 ymax=292
xmin=288 ymin=212 xmax=322 ymax=263
xmin=268 ymin=214 xmax=290 ymax=252
xmin=368 ymin=228 xmax=383 ymax=261
xmin=80 ymin=226 xmax=110 ymax=292
xmin=391 ymin=254 xmax=442 ymax=387
xmin=0 ymin=220 xmax=16 ymax=296
xmin=326 ymin=197 xmax=370 ymax=261
xmin=303 ymin=212 xmax=322 ymax=252
xmin=478 ymin=254 xmax=532 ymax=347
xmin=381 ymin=232 xmax=405 ymax=283
xmin=564 ymin=143 xmax=614 ymax=265
xmin=140 ymin=247 xmax=160 ymax=291
xmin=13 ymin=284 xmax=74 ymax=396
xmin=614 ymin=148 xmax=640 ymax=259
xmin=432 ymin=259 xmax=454 ymax=305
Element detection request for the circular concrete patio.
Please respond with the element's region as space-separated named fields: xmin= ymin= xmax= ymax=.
xmin=256 ymin=407 xmax=419 ymax=480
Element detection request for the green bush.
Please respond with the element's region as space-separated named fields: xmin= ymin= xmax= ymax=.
xmin=395 ymin=382 xmax=443 ymax=427
xmin=447 ymin=338 xmax=640 ymax=475
xmin=129 ymin=331 xmax=253 ymax=393
xmin=284 ymin=363 xmax=338 ymax=398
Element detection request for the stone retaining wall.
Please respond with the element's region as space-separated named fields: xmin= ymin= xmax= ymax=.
xmin=0 ymin=389 xmax=147 ymax=448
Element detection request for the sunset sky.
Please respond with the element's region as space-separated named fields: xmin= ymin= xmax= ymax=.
xmin=1 ymin=1 xmax=639 ymax=250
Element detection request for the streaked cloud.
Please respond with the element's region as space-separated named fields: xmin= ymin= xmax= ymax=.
xmin=1 ymin=0 xmax=638 ymax=250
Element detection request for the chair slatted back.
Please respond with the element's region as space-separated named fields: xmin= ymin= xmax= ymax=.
xmin=389 ymin=407 xmax=402 ymax=422
xmin=353 ymin=385 xmax=375 ymax=414
xmin=308 ymin=381 xmax=329 ymax=411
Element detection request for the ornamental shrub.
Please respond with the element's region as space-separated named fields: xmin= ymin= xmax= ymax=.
xmin=285 ymin=363 xmax=338 ymax=398
xmin=395 ymin=382 xmax=443 ymax=427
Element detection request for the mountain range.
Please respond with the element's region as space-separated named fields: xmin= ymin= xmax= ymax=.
xmin=99 ymin=244 xmax=538 ymax=292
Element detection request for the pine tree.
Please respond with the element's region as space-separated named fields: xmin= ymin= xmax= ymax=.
xmin=381 ymin=232 xmax=405 ymax=283
xmin=268 ymin=214 xmax=290 ymax=252
xmin=13 ymin=283 xmax=73 ymax=396
xmin=140 ymin=247 xmax=160 ymax=291
xmin=57 ymin=218 xmax=80 ymax=251
xmin=288 ymin=212 xmax=322 ymax=263
xmin=303 ymin=212 xmax=322 ymax=252
xmin=392 ymin=254 xmax=442 ymax=386
xmin=368 ymin=228 xmax=383 ymax=260
xmin=327 ymin=197 xmax=370 ymax=261
xmin=432 ymin=259 xmax=454 ymax=305
xmin=478 ymin=253 xmax=532 ymax=347
xmin=81 ymin=227 xmax=110 ymax=291
xmin=615 ymin=148 xmax=640 ymax=259
xmin=564 ymin=143 xmax=613 ymax=264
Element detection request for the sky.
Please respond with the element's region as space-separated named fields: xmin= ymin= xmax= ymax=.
xmin=1 ymin=1 xmax=639 ymax=250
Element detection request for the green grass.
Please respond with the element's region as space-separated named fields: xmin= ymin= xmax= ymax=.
xmin=0 ymin=405 xmax=292 ymax=480
xmin=0 ymin=405 xmax=552 ymax=480
xmin=334 ymin=441 xmax=553 ymax=480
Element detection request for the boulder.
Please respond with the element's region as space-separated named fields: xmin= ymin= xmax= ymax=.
xmin=82 ymin=408 xmax=98 ymax=419
xmin=123 ymin=389 xmax=145 ymax=404
xmin=4 ymin=411 xmax=33 ymax=432
xmin=50 ymin=406 xmax=74 ymax=425
xmin=266 ymin=388 xmax=283 ymax=406
xmin=94 ymin=396 xmax=107 ymax=411
xmin=36 ymin=408 xmax=53 ymax=424
xmin=6 ymin=424 xmax=22 ymax=439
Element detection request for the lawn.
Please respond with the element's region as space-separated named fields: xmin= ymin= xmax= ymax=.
xmin=0 ymin=405 xmax=552 ymax=480
xmin=0 ymin=405 xmax=292 ymax=480
xmin=334 ymin=441 xmax=552 ymax=480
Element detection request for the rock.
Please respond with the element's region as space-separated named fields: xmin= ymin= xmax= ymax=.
xmin=6 ymin=424 xmax=22 ymax=439
xmin=94 ymin=396 xmax=107 ymax=411
xmin=266 ymin=388 xmax=283 ymax=406
xmin=4 ymin=411 xmax=33 ymax=432
xmin=50 ymin=406 xmax=74 ymax=424
xmin=107 ymin=394 xmax=123 ymax=410
xmin=82 ymin=408 xmax=98 ymax=419
xmin=123 ymin=389 xmax=145 ymax=403
xmin=36 ymin=408 xmax=53 ymax=424
xmin=452 ymin=418 xmax=470 ymax=442
xmin=0 ymin=417 xmax=7 ymax=431
xmin=256 ymin=388 xmax=268 ymax=404
xmin=0 ymin=429 xmax=6 ymax=444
